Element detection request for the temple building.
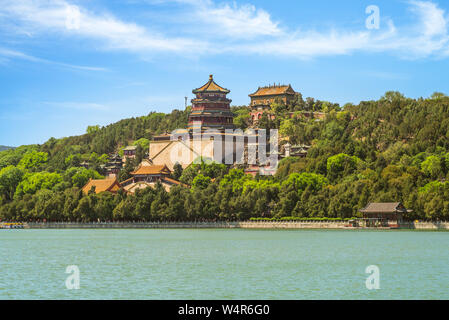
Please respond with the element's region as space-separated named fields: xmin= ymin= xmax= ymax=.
xmin=283 ymin=143 xmax=310 ymax=158
xmin=82 ymin=178 xmax=122 ymax=194
xmin=120 ymin=160 xmax=186 ymax=192
xmin=188 ymin=75 xmax=234 ymax=131
xmin=123 ymin=145 xmax=137 ymax=160
xmin=147 ymin=76 xmax=279 ymax=175
xmin=105 ymin=153 xmax=123 ymax=178
xmin=249 ymin=84 xmax=298 ymax=123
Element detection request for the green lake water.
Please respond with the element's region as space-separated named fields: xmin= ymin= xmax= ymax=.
xmin=0 ymin=229 xmax=448 ymax=299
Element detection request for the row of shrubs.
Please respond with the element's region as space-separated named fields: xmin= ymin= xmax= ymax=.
xmin=249 ymin=217 xmax=359 ymax=222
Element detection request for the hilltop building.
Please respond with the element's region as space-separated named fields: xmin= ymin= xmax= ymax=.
xmin=284 ymin=143 xmax=310 ymax=158
xmin=249 ymin=84 xmax=298 ymax=123
xmin=105 ymin=153 xmax=123 ymax=178
xmin=150 ymin=75 xmax=237 ymax=170
xmin=123 ymin=145 xmax=137 ymax=160
xmin=188 ymin=75 xmax=234 ymax=131
xmin=148 ymin=75 xmax=287 ymax=175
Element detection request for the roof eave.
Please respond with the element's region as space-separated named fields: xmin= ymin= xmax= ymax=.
xmin=193 ymin=88 xmax=230 ymax=94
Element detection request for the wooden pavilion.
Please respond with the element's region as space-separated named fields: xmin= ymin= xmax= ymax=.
xmin=359 ymin=202 xmax=411 ymax=227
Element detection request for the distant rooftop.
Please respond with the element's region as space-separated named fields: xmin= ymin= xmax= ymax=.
xmin=249 ymin=84 xmax=296 ymax=97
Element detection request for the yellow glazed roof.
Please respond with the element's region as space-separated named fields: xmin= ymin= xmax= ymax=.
xmin=193 ymin=75 xmax=230 ymax=94
xmin=249 ymin=85 xmax=296 ymax=97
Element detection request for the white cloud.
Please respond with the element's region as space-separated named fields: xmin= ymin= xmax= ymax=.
xmin=193 ymin=0 xmax=281 ymax=38
xmin=144 ymin=0 xmax=281 ymax=38
xmin=234 ymin=30 xmax=371 ymax=58
xmin=410 ymin=0 xmax=447 ymax=36
xmin=0 ymin=0 xmax=207 ymax=53
xmin=44 ymin=101 xmax=110 ymax=111
xmin=1 ymin=0 xmax=449 ymax=60
xmin=0 ymin=47 xmax=108 ymax=71
xmin=225 ymin=1 xmax=449 ymax=60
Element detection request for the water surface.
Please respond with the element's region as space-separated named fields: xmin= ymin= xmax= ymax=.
xmin=0 ymin=229 xmax=448 ymax=299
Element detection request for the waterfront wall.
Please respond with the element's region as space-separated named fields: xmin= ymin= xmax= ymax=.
xmin=23 ymin=220 xmax=449 ymax=230
xmin=26 ymin=221 xmax=241 ymax=229
xmin=399 ymin=221 xmax=449 ymax=230
xmin=243 ymin=221 xmax=449 ymax=230
xmin=238 ymin=221 xmax=347 ymax=229
xmin=25 ymin=221 xmax=348 ymax=229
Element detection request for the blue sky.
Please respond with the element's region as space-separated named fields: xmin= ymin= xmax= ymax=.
xmin=1 ymin=0 xmax=449 ymax=146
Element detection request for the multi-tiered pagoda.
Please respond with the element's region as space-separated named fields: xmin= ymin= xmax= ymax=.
xmin=188 ymin=75 xmax=234 ymax=131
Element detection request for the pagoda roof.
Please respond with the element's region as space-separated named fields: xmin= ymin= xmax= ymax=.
xmin=249 ymin=84 xmax=296 ymax=97
xmin=193 ymin=75 xmax=230 ymax=94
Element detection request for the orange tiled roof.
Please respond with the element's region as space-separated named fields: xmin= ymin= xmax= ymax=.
xmin=163 ymin=177 xmax=189 ymax=187
xmin=82 ymin=178 xmax=120 ymax=194
xmin=249 ymin=85 xmax=296 ymax=97
xmin=131 ymin=164 xmax=171 ymax=175
xmin=193 ymin=75 xmax=230 ymax=94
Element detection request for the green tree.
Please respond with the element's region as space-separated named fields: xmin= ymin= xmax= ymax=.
xmin=71 ymin=168 xmax=103 ymax=188
xmin=32 ymin=189 xmax=64 ymax=221
xmin=282 ymin=172 xmax=328 ymax=195
xmin=279 ymin=119 xmax=295 ymax=137
xmin=133 ymin=138 xmax=150 ymax=152
xmin=0 ymin=166 xmax=24 ymax=200
xmin=326 ymin=153 xmax=361 ymax=181
xmin=192 ymin=174 xmax=211 ymax=191
xmin=220 ymin=169 xmax=252 ymax=192
xmin=18 ymin=151 xmax=48 ymax=170
xmin=15 ymin=172 xmax=62 ymax=197
xmin=74 ymin=195 xmax=96 ymax=222
xmin=94 ymin=192 xmax=117 ymax=221
xmin=86 ymin=125 xmax=100 ymax=134
xmin=172 ymin=163 xmax=183 ymax=180
xmin=233 ymin=107 xmax=251 ymax=129
xmin=421 ymin=155 xmax=443 ymax=179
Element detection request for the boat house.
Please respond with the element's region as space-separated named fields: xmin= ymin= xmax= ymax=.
xmin=359 ymin=202 xmax=411 ymax=227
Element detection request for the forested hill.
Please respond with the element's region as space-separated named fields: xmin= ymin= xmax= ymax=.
xmin=0 ymin=109 xmax=190 ymax=171
xmin=1 ymin=91 xmax=449 ymax=221
xmin=0 ymin=146 xmax=14 ymax=152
